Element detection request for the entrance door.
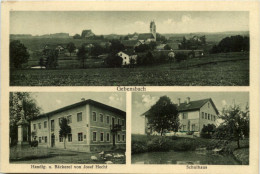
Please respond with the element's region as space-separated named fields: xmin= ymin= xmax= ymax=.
xmin=51 ymin=134 xmax=55 ymax=147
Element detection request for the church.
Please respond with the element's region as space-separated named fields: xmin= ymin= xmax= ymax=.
xmin=129 ymin=20 xmax=157 ymax=43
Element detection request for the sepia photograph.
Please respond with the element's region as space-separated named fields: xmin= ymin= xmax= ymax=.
xmin=131 ymin=92 xmax=249 ymax=165
xmin=9 ymin=11 xmax=249 ymax=86
xmin=9 ymin=92 xmax=126 ymax=164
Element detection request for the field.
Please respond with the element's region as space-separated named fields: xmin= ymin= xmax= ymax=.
xmin=10 ymin=52 xmax=249 ymax=86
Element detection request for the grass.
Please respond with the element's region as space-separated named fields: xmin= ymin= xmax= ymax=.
xmin=10 ymin=146 xmax=126 ymax=164
xmin=10 ymin=52 xmax=249 ymax=86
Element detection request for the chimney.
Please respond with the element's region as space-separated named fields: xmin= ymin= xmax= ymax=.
xmin=81 ymin=98 xmax=85 ymax=101
xmin=186 ymin=97 xmax=190 ymax=104
xmin=178 ymin=98 xmax=181 ymax=106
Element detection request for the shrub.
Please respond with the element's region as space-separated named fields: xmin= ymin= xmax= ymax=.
xmin=30 ymin=140 xmax=38 ymax=147
xmin=147 ymin=136 xmax=171 ymax=152
xmin=131 ymin=140 xmax=148 ymax=154
xmin=175 ymin=53 xmax=188 ymax=62
xmin=171 ymin=139 xmax=197 ymax=151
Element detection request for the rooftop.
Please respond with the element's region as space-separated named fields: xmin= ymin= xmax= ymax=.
xmin=32 ymin=99 xmax=126 ymax=120
xmin=141 ymin=98 xmax=219 ymax=116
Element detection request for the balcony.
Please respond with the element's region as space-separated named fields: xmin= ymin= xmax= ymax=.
xmin=110 ymin=124 xmax=122 ymax=133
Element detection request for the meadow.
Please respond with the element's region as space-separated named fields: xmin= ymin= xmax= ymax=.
xmin=10 ymin=52 xmax=249 ymax=86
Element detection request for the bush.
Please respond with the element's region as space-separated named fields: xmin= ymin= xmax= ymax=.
xmin=131 ymin=140 xmax=148 ymax=154
xmin=147 ymin=136 xmax=171 ymax=152
xmin=30 ymin=140 xmax=38 ymax=147
xmin=171 ymin=139 xmax=197 ymax=151
xmin=175 ymin=53 xmax=188 ymax=62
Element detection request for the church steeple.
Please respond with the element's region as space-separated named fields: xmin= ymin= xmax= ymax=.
xmin=150 ymin=20 xmax=156 ymax=41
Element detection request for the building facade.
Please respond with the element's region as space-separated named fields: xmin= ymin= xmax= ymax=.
xmin=117 ymin=51 xmax=137 ymax=66
xmin=143 ymin=98 xmax=219 ymax=136
xmin=31 ymin=99 xmax=126 ymax=152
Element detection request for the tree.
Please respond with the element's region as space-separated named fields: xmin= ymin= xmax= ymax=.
xmin=39 ymin=58 xmax=45 ymax=69
xmin=201 ymin=124 xmax=216 ymax=139
xmin=77 ymin=44 xmax=88 ymax=68
xmin=218 ymin=104 xmax=249 ymax=148
xmin=109 ymin=40 xmax=125 ymax=54
xmin=146 ymin=96 xmax=179 ymax=136
xmin=90 ymin=44 xmax=105 ymax=56
xmin=10 ymin=40 xmax=30 ymax=69
xmin=66 ymin=42 xmax=76 ymax=56
xmin=164 ymin=44 xmax=172 ymax=50
xmin=149 ymin=41 xmax=157 ymax=50
xmin=73 ymin=34 xmax=81 ymax=39
xmin=59 ymin=118 xmax=71 ymax=149
xmin=105 ymin=54 xmax=123 ymax=67
xmin=44 ymin=49 xmax=59 ymax=69
xmin=9 ymin=92 xmax=41 ymax=146
xmin=135 ymin=44 xmax=150 ymax=53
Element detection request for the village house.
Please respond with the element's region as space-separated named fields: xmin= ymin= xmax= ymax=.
xmin=30 ymin=99 xmax=126 ymax=152
xmin=117 ymin=50 xmax=138 ymax=66
xmin=142 ymin=98 xmax=219 ymax=136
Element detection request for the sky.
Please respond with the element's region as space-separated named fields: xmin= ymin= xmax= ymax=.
xmin=132 ymin=92 xmax=249 ymax=134
xmin=30 ymin=92 xmax=126 ymax=114
xmin=10 ymin=11 xmax=249 ymax=35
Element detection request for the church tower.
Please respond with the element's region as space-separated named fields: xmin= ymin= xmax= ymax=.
xmin=150 ymin=20 xmax=156 ymax=41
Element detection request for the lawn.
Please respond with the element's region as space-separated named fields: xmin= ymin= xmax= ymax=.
xmin=10 ymin=52 xmax=249 ymax=86
xmin=10 ymin=146 xmax=125 ymax=164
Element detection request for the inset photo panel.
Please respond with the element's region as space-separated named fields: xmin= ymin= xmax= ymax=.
xmin=132 ymin=92 xmax=249 ymax=165
xmin=9 ymin=92 xmax=126 ymax=164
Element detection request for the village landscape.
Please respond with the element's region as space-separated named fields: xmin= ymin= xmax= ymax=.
xmin=10 ymin=12 xmax=249 ymax=86
xmin=131 ymin=92 xmax=249 ymax=165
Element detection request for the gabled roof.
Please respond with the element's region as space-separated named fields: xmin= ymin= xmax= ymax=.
xmin=118 ymin=50 xmax=137 ymax=56
xmin=138 ymin=33 xmax=155 ymax=40
xmin=141 ymin=98 xmax=219 ymax=116
xmin=121 ymin=40 xmax=139 ymax=47
xmin=32 ymin=99 xmax=126 ymax=120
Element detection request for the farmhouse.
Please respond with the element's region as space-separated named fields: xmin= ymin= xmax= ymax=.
xmin=117 ymin=50 xmax=137 ymax=66
xmin=142 ymin=97 xmax=219 ymax=136
xmin=30 ymin=99 xmax=126 ymax=152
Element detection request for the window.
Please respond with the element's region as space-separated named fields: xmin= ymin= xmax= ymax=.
xmin=59 ymin=117 xmax=64 ymax=124
xmin=67 ymin=115 xmax=72 ymax=124
xmin=77 ymin=112 xmax=82 ymax=122
xmin=78 ymin=133 xmax=83 ymax=141
xmin=122 ymin=134 xmax=125 ymax=142
xmin=93 ymin=132 xmax=97 ymax=142
xmin=211 ymin=115 xmax=213 ymax=121
xmin=68 ymin=134 xmax=72 ymax=142
xmin=33 ymin=124 xmax=36 ymax=130
xmin=208 ymin=114 xmax=210 ymax=120
xmin=59 ymin=135 xmax=63 ymax=142
xmin=183 ymin=125 xmax=186 ymax=131
xmin=122 ymin=119 xmax=125 ymax=127
xmin=100 ymin=133 xmax=104 ymax=142
xmin=100 ymin=114 xmax=104 ymax=123
xmin=106 ymin=133 xmax=110 ymax=142
xmin=192 ymin=124 xmax=195 ymax=131
xmin=92 ymin=112 xmax=97 ymax=121
xmin=214 ymin=116 xmax=216 ymax=121
xmin=118 ymin=118 xmax=120 ymax=125
xmin=205 ymin=113 xmax=207 ymax=119
xmin=44 ymin=121 xmax=47 ymax=128
xmin=117 ymin=134 xmax=120 ymax=142
xmin=51 ymin=120 xmax=55 ymax=131
xmin=45 ymin=136 xmax=47 ymax=143
xmin=182 ymin=113 xmax=188 ymax=119
xmin=38 ymin=123 xmax=41 ymax=129
xmin=39 ymin=137 xmax=41 ymax=143
xmin=202 ymin=112 xmax=204 ymax=119
xmin=106 ymin=116 xmax=110 ymax=124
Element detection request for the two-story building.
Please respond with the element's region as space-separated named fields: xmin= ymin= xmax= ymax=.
xmin=143 ymin=97 xmax=219 ymax=136
xmin=31 ymin=99 xmax=126 ymax=152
